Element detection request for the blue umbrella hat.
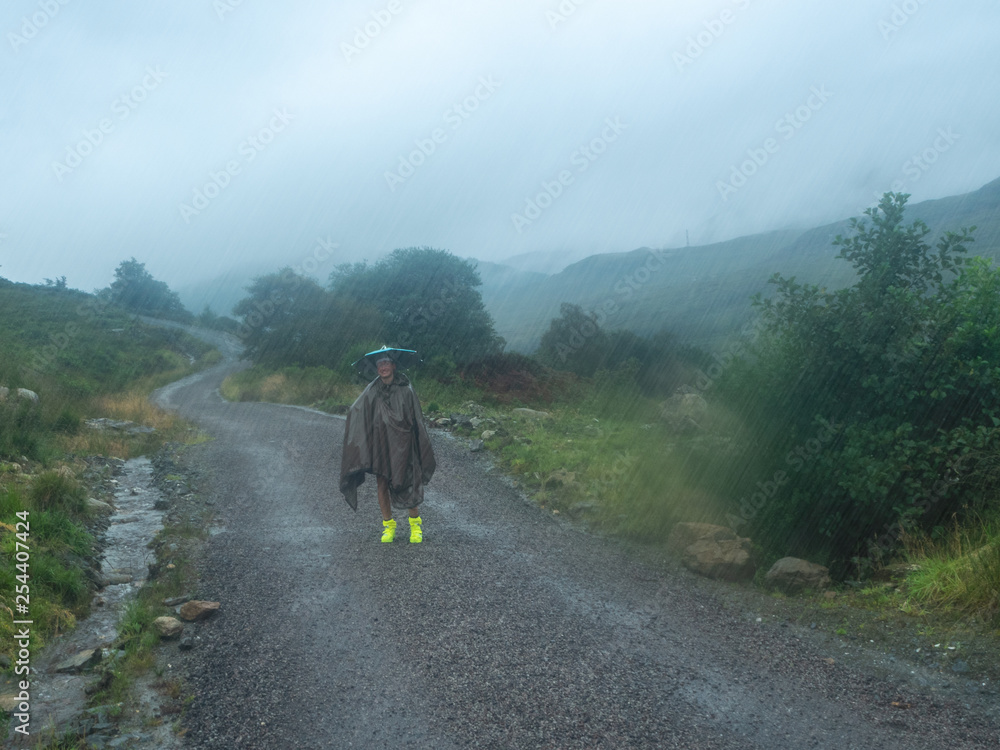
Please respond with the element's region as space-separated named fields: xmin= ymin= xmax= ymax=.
xmin=352 ymin=345 xmax=420 ymax=377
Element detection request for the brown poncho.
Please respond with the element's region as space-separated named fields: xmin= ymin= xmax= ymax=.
xmin=339 ymin=372 xmax=436 ymax=511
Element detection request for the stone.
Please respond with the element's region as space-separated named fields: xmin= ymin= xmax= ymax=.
xmin=17 ymin=388 xmax=40 ymax=404
xmin=86 ymin=498 xmax=115 ymax=515
xmin=667 ymin=522 xmax=733 ymax=553
xmin=765 ymin=557 xmax=832 ymax=594
xmin=163 ymin=594 xmax=192 ymax=607
xmin=511 ymin=408 xmax=550 ymax=420
xmin=0 ymin=654 xmax=10 ymax=669
xmin=470 ymin=440 xmax=484 ymax=453
xmin=179 ymin=600 xmax=220 ymax=622
xmin=668 ymin=523 xmax=755 ymax=582
xmin=449 ymin=414 xmax=474 ymax=429
xmin=434 ymin=418 xmax=452 ymax=428
xmin=682 ymin=537 xmax=755 ymax=582
xmin=153 ymin=616 xmax=184 ymax=639
xmin=460 ymin=401 xmax=485 ymax=416
xmin=179 ymin=637 xmax=196 ymax=651
xmin=55 ymin=648 xmax=103 ymax=673
xmin=481 ymin=430 xmax=497 ymax=441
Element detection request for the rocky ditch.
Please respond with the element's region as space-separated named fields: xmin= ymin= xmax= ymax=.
xmin=2 ymin=445 xmax=215 ymax=749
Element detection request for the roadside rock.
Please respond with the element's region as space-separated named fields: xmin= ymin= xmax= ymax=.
xmin=179 ymin=600 xmax=220 ymax=622
xmin=765 ymin=557 xmax=832 ymax=594
xmin=54 ymin=648 xmax=103 ymax=674
xmin=667 ymin=522 xmax=731 ymax=552
xmin=668 ymin=523 xmax=755 ymax=582
xmin=153 ymin=616 xmax=185 ymax=639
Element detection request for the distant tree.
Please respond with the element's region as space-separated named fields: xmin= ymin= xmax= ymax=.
xmin=234 ymin=269 xmax=379 ymax=366
xmin=104 ymin=258 xmax=191 ymax=321
xmin=536 ymin=303 xmax=610 ymax=377
xmin=330 ymin=247 xmax=504 ymax=366
xmin=43 ymin=276 xmax=68 ymax=290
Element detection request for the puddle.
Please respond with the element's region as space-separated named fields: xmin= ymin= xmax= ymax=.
xmin=5 ymin=457 xmax=168 ymax=746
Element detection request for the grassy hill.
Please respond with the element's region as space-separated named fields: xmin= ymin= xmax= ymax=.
xmin=486 ymin=177 xmax=1000 ymax=352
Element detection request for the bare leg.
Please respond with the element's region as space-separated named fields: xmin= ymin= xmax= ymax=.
xmin=377 ymin=475 xmax=422 ymax=519
xmin=376 ymin=475 xmax=392 ymax=521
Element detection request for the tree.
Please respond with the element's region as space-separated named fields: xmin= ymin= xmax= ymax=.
xmin=233 ymin=269 xmax=379 ymax=367
xmin=330 ymin=247 xmax=504 ymax=366
xmin=536 ymin=303 xmax=609 ymax=377
xmin=721 ymin=193 xmax=998 ymax=571
xmin=104 ymin=258 xmax=191 ymax=321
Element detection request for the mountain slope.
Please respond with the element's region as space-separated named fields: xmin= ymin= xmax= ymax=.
xmin=486 ymin=178 xmax=1000 ymax=352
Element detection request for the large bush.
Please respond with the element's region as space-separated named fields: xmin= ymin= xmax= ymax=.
xmin=719 ymin=193 xmax=1000 ymax=573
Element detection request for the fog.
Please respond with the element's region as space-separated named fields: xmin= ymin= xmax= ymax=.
xmin=1 ymin=0 xmax=997 ymax=302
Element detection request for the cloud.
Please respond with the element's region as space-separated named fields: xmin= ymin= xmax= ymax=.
xmin=1 ymin=0 xmax=997 ymax=294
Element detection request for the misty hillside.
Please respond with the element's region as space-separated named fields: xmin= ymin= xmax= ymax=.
xmin=487 ymin=177 xmax=1000 ymax=352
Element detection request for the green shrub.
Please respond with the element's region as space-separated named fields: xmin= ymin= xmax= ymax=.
xmin=29 ymin=471 xmax=86 ymax=516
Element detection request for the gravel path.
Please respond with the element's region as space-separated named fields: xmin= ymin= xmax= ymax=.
xmin=151 ymin=356 xmax=1000 ymax=750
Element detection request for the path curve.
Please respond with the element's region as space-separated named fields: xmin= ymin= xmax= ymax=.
xmin=151 ymin=342 xmax=999 ymax=749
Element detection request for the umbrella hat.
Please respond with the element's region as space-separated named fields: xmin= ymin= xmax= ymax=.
xmin=352 ymin=345 xmax=420 ymax=376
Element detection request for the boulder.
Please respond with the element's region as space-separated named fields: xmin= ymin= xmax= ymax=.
xmin=481 ymin=429 xmax=497 ymax=441
xmin=0 ymin=387 xmax=39 ymax=404
xmin=668 ymin=523 xmax=755 ymax=582
xmin=16 ymin=388 xmax=39 ymax=404
xmin=87 ymin=498 xmax=115 ymax=515
xmin=153 ymin=616 xmax=185 ymax=639
xmin=55 ymin=648 xmax=102 ymax=673
xmin=179 ymin=600 xmax=220 ymax=622
xmin=667 ymin=522 xmax=730 ymax=552
xmin=765 ymin=557 xmax=832 ymax=594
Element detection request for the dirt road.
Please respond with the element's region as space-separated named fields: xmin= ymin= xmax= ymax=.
xmin=152 ymin=352 xmax=999 ymax=749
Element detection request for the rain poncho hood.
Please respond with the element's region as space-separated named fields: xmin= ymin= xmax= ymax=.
xmin=339 ymin=371 xmax=436 ymax=510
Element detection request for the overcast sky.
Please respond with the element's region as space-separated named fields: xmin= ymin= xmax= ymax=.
xmin=1 ymin=0 xmax=998 ymax=297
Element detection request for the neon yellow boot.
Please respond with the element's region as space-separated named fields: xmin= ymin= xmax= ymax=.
xmin=381 ymin=518 xmax=396 ymax=543
xmin=408 ymin=516 xmax=423 ymax=544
